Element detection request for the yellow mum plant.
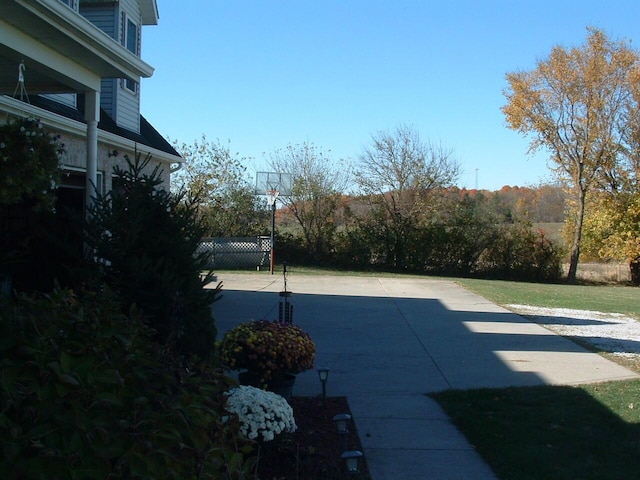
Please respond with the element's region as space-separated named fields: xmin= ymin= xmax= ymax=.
xmin=218 ymin=320 xmax=316 ymax=386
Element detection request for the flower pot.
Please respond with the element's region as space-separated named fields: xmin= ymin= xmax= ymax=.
xmin=238 ymin=371 xmax=296 ymax=402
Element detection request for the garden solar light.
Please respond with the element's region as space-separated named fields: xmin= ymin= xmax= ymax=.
xmin=317 ymin=368 xmax=329 ymax=399
xmin=341 ymin=450 xmax=363 ymax=475
xmin=333 ymin=413 xmax=351 ymax=434
xmin=333 ymin=413 xmax=351 ymax=451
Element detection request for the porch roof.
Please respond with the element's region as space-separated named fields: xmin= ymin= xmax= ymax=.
xmin=0 ymin=0 xmax=154 ymax=95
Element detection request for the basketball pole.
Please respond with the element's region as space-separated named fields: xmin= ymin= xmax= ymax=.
xmin=257 ymin=171 xmax=290 ymax=275
xmin=270 ymin=198 xmax=276 ymax=275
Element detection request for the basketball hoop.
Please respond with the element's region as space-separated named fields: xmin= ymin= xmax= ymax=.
xmin=255 ymin=172 xmax=292 ymax=275
xmin=266 ymin=189 xmax=280 ymax=206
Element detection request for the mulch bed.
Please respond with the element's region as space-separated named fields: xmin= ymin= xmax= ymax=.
xmin=255 ymin=396 xmax=371 ymax=479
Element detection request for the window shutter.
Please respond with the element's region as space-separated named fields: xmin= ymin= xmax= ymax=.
xmin=136 ymin=17 xmax=141 ymax=56
xmin=120 ymin=11 xmax=125 ymax=89
xmin=120 ymin=11 xmax=126 ymax=46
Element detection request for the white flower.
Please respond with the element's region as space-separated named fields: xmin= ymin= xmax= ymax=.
xmin=224 ymin=385 xmax=297 ymax=442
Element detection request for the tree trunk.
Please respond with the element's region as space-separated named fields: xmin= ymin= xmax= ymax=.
xmin=630 ymin=258 xmax=640 ymax=286
xmin=567 ymin=188 xmax=587 ymax=284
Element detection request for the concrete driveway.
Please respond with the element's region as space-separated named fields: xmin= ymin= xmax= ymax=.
xmin=211 ymin=273 xmax=638 ymax=479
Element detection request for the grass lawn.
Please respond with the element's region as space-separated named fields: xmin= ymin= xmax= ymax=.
xmin=436 ymin=277 xmax=640 ymax=479
xmin=431 ymin=380 xmax=640 ymax=480
xmin=455 ymin=277 xmax=639 ymax=318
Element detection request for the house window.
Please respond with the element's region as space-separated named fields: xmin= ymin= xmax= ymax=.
xmin=59 ymin=0 xmax=78 ymax=11
xmin=123 ymin=17 xmax=139 ymax=92
xmin=60 ymin=168 xmax=104 ymax=194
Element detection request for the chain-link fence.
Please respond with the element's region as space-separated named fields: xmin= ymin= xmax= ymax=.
xmin=197 ymin=237 xmax=271 ymax=270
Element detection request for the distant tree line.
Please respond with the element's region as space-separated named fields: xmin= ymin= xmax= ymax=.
xmin=271 ymin=126 xmax=562 ymax=281
xmin=173 ymin=126 xmax=564 ymax=282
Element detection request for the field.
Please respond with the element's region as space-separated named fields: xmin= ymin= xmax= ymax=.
xmin=564 ymin=262 xmax=631 ymax=283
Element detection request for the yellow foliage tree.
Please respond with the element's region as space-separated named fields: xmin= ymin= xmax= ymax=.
xmin=502 ymin=28 xmax=639 ymax=283
xmin=580 ymin=191 xmax=640 ymax=285
xmin=586 ymin=63 xmax=640 ymax=285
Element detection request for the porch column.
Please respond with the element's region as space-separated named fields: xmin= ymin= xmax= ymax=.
xmin=84 ymin=90 xmax=100 ymax=215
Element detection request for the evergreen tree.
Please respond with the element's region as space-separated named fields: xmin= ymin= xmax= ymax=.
xmin=86 ymin=154 xmax=219 ymax=359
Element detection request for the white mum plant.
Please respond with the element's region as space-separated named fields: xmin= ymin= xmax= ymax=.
xmin=225 ymin=385 xmax=297 ymax=442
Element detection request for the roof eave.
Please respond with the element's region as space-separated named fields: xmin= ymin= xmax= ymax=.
xmin=140 ymin=0 xmax=159 ymax=26
xmin=13 ymin=0 xmax=154 ymax=80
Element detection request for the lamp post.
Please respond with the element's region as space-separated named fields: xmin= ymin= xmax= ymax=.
xmin=341 ymin=450 xmax=363 ymax=475
xmin=317 ymin=368 xmax=329 ymax=400
xmin=332 ymin=413 xmax=351 ymax=452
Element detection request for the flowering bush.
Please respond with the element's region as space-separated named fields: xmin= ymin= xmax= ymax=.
xmin=0 ymin=117 xmax=64 ymax=210
xmin=225 ymin=385 xmax=297 ymax=442
xmin=218 ymin=320 xmax=316 ymax=385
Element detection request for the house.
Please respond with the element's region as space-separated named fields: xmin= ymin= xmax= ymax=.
xmin=0 ymin=0 xmax=181 ymax=214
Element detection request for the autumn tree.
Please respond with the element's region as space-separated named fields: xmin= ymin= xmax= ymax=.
xmin=607 ymin=62 xmax=640 ymax=284
xmin=172 ymin=136 xmax=268 ymax=236
xmin=579 ymin=190 xmax=640 ymax=284
xmin=267 ymin=142 xmax=351 ymax=259
xmin=502 ymin=28 xmax=639 ymax=283
xmin=355 ymin=124 xmax=459 ymax=269
xmin=581 ymin=64 xmax=640 ymax=284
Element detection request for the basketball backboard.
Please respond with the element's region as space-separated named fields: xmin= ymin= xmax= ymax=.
xmin=255 ymin=171 xmax=293 ymax=197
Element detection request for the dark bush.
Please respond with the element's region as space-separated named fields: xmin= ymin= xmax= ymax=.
xmin=0 ymin=117 xmax=62 ymax=209
xmin=274 ymin=231 xmax=312 ymax=266
xmin=0 ymin=117 xmax=65 ymax=294
xmin=0 ymin=287 xmax=254 ymax=479
xmin=331 ymin=205 xmax=562 ymax=282
xmin=333 ymin=227 xmax=376 ymax=270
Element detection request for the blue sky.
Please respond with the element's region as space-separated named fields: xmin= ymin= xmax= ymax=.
xmin=140 ymin=1 xmax=639 ymax=191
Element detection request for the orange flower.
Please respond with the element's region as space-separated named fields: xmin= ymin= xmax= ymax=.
xmin=218 ymin=320 xmax=316 ymax=383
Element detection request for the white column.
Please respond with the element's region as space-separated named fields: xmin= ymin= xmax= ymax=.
xmin=84 ymin=90 xmax=100 ymax=215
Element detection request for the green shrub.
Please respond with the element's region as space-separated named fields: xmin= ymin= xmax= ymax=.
xmin=333 ymin=227 xmax=376 ymax=270
xmin=479 ymin=222 xmax=563 ymax=281
xmin=415 ymin=197 xmax=500 ymax=276
xmin=0 ymin=287 xmax=255 ymax=479
xmin=85 ymin=154 xmax=219 ymax=359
